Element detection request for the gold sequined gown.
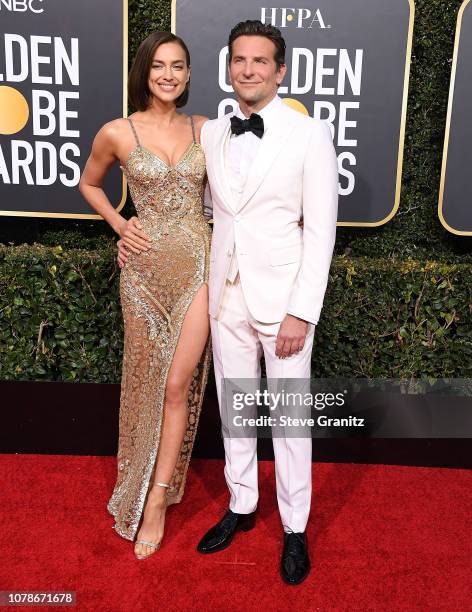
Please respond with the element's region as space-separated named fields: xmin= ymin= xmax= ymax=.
xmin=107 ymin=116 xmax=212 ymax=541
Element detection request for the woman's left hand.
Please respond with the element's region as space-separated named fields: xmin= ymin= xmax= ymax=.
xmin=117 ymin=238 xmax=128 ymax=269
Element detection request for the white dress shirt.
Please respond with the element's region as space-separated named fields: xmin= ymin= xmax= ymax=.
xmin=225 ymin=95 xmax=283 ymax=282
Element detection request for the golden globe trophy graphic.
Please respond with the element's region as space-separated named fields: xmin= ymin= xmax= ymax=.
xmin=0 ymin=86 xmax=30 ymax=135
xmin=282 ymin=98 xmax=309 ymax=115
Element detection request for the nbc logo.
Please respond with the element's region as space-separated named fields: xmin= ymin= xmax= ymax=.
xmin=0 ymin=0 xmax=44 ymax=13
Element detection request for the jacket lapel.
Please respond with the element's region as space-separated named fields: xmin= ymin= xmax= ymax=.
xmin=212 ymin=117 xmax=238 ymax=212
xmin=236 ymin=104 xmax=296 ymax=213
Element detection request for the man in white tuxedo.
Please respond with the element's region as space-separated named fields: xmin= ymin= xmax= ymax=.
xmin=196 ymin=20 xmax=338 ymax=585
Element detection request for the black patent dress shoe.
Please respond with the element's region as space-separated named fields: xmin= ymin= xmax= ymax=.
xmin=196 ymin=509 xmax=256 ymax=554
xmin=280 ymin=531 xmax=311 ymax=585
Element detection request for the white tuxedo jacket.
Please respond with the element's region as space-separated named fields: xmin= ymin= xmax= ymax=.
xmin=201 ymin=100 xmax=339 ymax=325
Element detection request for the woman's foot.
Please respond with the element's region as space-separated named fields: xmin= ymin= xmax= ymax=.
xmin=134 ymin=484 xmax=168 ymax=559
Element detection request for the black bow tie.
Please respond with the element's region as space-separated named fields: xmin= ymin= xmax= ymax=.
xmin=230 ymin=113 xmax=264 ymax=138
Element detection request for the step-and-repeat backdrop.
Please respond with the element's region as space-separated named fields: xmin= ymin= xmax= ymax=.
xmin=439 ymin=0 xmax=472 ymax=236
xmin=0 ymin=0 xmax=127 ymax=219
xmin=174 ymin=0 xmax=415 ymax=226
xmin=0 ymin=0 xmax=469 ymax=233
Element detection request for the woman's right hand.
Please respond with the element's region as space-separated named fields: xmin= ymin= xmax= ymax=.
xmin=117 ymin=216 xmax=151 ymax=254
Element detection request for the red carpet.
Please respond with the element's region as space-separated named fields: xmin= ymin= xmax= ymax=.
xmin=0 ymin=455 xmax=471 ymax=611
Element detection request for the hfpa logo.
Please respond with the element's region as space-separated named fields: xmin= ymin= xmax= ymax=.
xmin=260 ymin=7 xmax=331 ymax=29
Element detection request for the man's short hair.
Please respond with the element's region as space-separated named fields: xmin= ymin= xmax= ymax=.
xmin=228 ymin=20 xmax=286 ymax=70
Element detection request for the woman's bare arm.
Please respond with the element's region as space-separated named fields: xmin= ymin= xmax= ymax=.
xmin=79 ymin=120 xmax=150 ymax=251
xmin=193 ymin=115 xmax=209 ymax=143
xmin=79 ymin=121 xmax=126 ymax=234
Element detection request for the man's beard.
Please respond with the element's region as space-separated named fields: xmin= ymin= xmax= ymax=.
xmin=236 ymin=88 xmax=264 ymax=105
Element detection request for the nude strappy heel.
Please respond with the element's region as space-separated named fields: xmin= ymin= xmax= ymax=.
xmin=134 ymin=481 xmax=170 ymax=560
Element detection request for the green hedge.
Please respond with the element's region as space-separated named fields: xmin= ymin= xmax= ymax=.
xmin=1 ymin=244 xmax=470 ymax=381
xmin=0 ymin=245 xmax=123 ymax=382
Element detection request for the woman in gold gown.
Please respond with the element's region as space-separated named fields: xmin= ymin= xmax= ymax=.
xmin=79 ymin=32 xmax=211 ymax=560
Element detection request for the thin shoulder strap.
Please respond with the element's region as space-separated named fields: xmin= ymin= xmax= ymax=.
xmin=127 ymin=117 xmax=141 ymax=147
xmin=190 ymin=115 xmax=196 ymax=144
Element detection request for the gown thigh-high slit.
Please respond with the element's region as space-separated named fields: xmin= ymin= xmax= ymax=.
xmin=107 ymin=116 xmax=212 ymax=542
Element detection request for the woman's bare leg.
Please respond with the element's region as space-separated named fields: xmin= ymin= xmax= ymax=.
xmin=135 ymin=284 xmax=209 ymax=558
